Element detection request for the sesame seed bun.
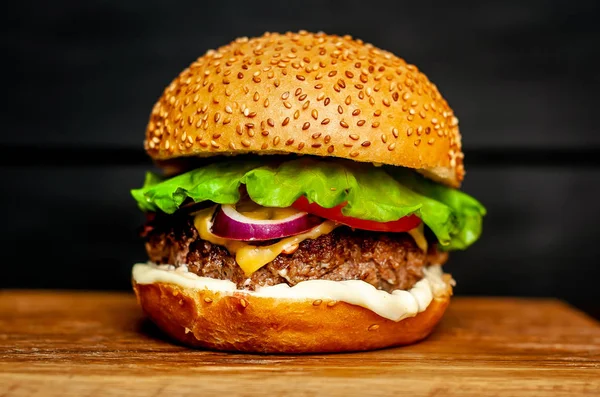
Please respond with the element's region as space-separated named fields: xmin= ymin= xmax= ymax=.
xmin=145 ymin=31 xmax=464 ymax=187
xmin=132 ymin=277 xmax=453 ymax=353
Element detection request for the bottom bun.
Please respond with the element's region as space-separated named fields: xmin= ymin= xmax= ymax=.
xmin=133 ymin=273 xmax=452 ymax=353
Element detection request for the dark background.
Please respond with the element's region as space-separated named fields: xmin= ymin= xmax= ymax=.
xmin=3 ymin=1 xmax=599 ymax=315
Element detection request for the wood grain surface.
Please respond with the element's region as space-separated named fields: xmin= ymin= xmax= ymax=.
xmin=1 ymin=291 xmax=599 ymax=396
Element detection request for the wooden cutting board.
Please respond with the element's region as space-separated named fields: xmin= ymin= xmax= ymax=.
xmin=1 ymin=291 xmax=599 ymax=396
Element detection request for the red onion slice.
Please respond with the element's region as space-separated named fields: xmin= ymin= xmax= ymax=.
xmin=210 ymin=204 xmax=323 ymax=241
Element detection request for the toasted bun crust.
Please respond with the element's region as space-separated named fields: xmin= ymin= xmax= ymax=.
xmin=145 ymin=31 xmax=464 ymax=187
xmin=132 ymin=278 xmax=452 ymax=353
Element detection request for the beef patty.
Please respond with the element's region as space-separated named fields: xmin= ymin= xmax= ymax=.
xmin=143 ymin=213 xmax=448 ymax=292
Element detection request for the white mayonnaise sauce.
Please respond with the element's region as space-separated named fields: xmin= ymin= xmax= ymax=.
xmin=132 ymin=263 xmax=451 ymax=321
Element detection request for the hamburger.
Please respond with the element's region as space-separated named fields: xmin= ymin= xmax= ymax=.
xmin=131 ymin=31 xmax=485 ymax=353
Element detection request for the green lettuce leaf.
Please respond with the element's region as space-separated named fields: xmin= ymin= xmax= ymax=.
xmin=131 ymin=158 xmax=485 ymax=250
xmin=387 ymin=167 xmax=486 ymax=250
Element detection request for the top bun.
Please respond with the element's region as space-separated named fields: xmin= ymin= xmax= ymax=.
xmin=144 ymin=31 xmax=464 ymax=187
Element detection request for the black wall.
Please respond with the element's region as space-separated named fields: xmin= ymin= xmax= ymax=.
xmin=3 ymin=1 xmax=599 ymax=314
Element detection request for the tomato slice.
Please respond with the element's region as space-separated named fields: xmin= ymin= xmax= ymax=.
xmin=292 ymin=196 xmax=421 ymax=232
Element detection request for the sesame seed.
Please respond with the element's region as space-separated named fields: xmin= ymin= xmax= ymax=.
xmin=282 ymin=117 xmax=290 ymax=126
xmin=328 ymin=71 xmax=337 ymax=77
xmin=414 ymin=139 xmax=421 ymax=146
xmin=340 ymin=120 xmax=349 ymax=128
xmin=210 ymin=140 xmax=219 ymax=148
xmin=382 ymin=98 xmax=390 ymax=107
xmin=213 ymin=132 xmax=221 ymax=139
xmin=253 ymin=92 xmax=259 ymax=101
xmin=298 ymin=142 xmax=305 ymax=150
xmin=283 ymin=101 xmax=292 ymax=109
xmin=428 ymin=138 xmax=435 ymax=145
xmin=311 ymin=109 xmax=318 ymax=120
xmin=204 ymin=297 xmax=213 ymax=303
xmin=388 ymin=142 xmax=396 ymax=151
xmin=299 ymin=93 xmax=307 ymax=101
xmin=327 ymin=145 xmax=334 ymax=153
xmin=239 ymin=298 xmax=248 ymax=308
xmin=252 ymin=76 xmax=261 ymax=83
xmin=261 ymin=130 xmax=269 ymax=136
xmin=321 ymin=118 xmax=330 ymax=125
xmin=407 ymin=127 xmax=413 ymax=136
xmin=349 ymin=151 xmax=359 ymax=158
xmin=357 ymin=120 xmax=366 ymax=126
xmin=294 ymin=110 xmax=300 ymax=119
xmin=372 ymin=122 xmax=380 ymax=128
xmin=273 ymin=136 xmax=281 ymax=146
xmin=314 ymin=83 xmax=323 ymax=89
xmin=337 ymin=105 xmax=344 ymax=114
xmin=241 ymin=139 xmax=251 ymax=147
xmin=285 ymin=138 xmax=294 ymax=146
xmin=361 ymin=141 xmax=371 ymax=147
xmin=302 ymin=122 xmax=310 ymax=130
xmin=312 ymin=299 xmax=322 ymax=306
xmin=324 ymin=98 xmax=330 ymax=106
xmin=352 ymin=109 xmax=361 ymax=116
xmin=296 ymin=74 xmax=305 ymax=81
xmin=345 ymin=70 xmax=354 ymax=78
xmin=350 ymin=134 xmax=360 ymax=141
xmin=267 ymin=118 xmax=275 ymax=127
xmin=368 ymin=324 xmax=380 ymax=331
xmin=311 ymin=143 xmax=322 ymax=148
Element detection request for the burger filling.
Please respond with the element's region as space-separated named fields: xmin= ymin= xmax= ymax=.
xmin=144 ymin=210 xmax=448 ymax=292
xmin=132 ymin=157 xmax=485 ymax=293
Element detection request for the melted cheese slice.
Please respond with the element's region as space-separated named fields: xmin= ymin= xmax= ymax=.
xmin=193 ymin=207 xmax=338 ymax=275
xmin=408 ymin=223 xmax=428 ymax=252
